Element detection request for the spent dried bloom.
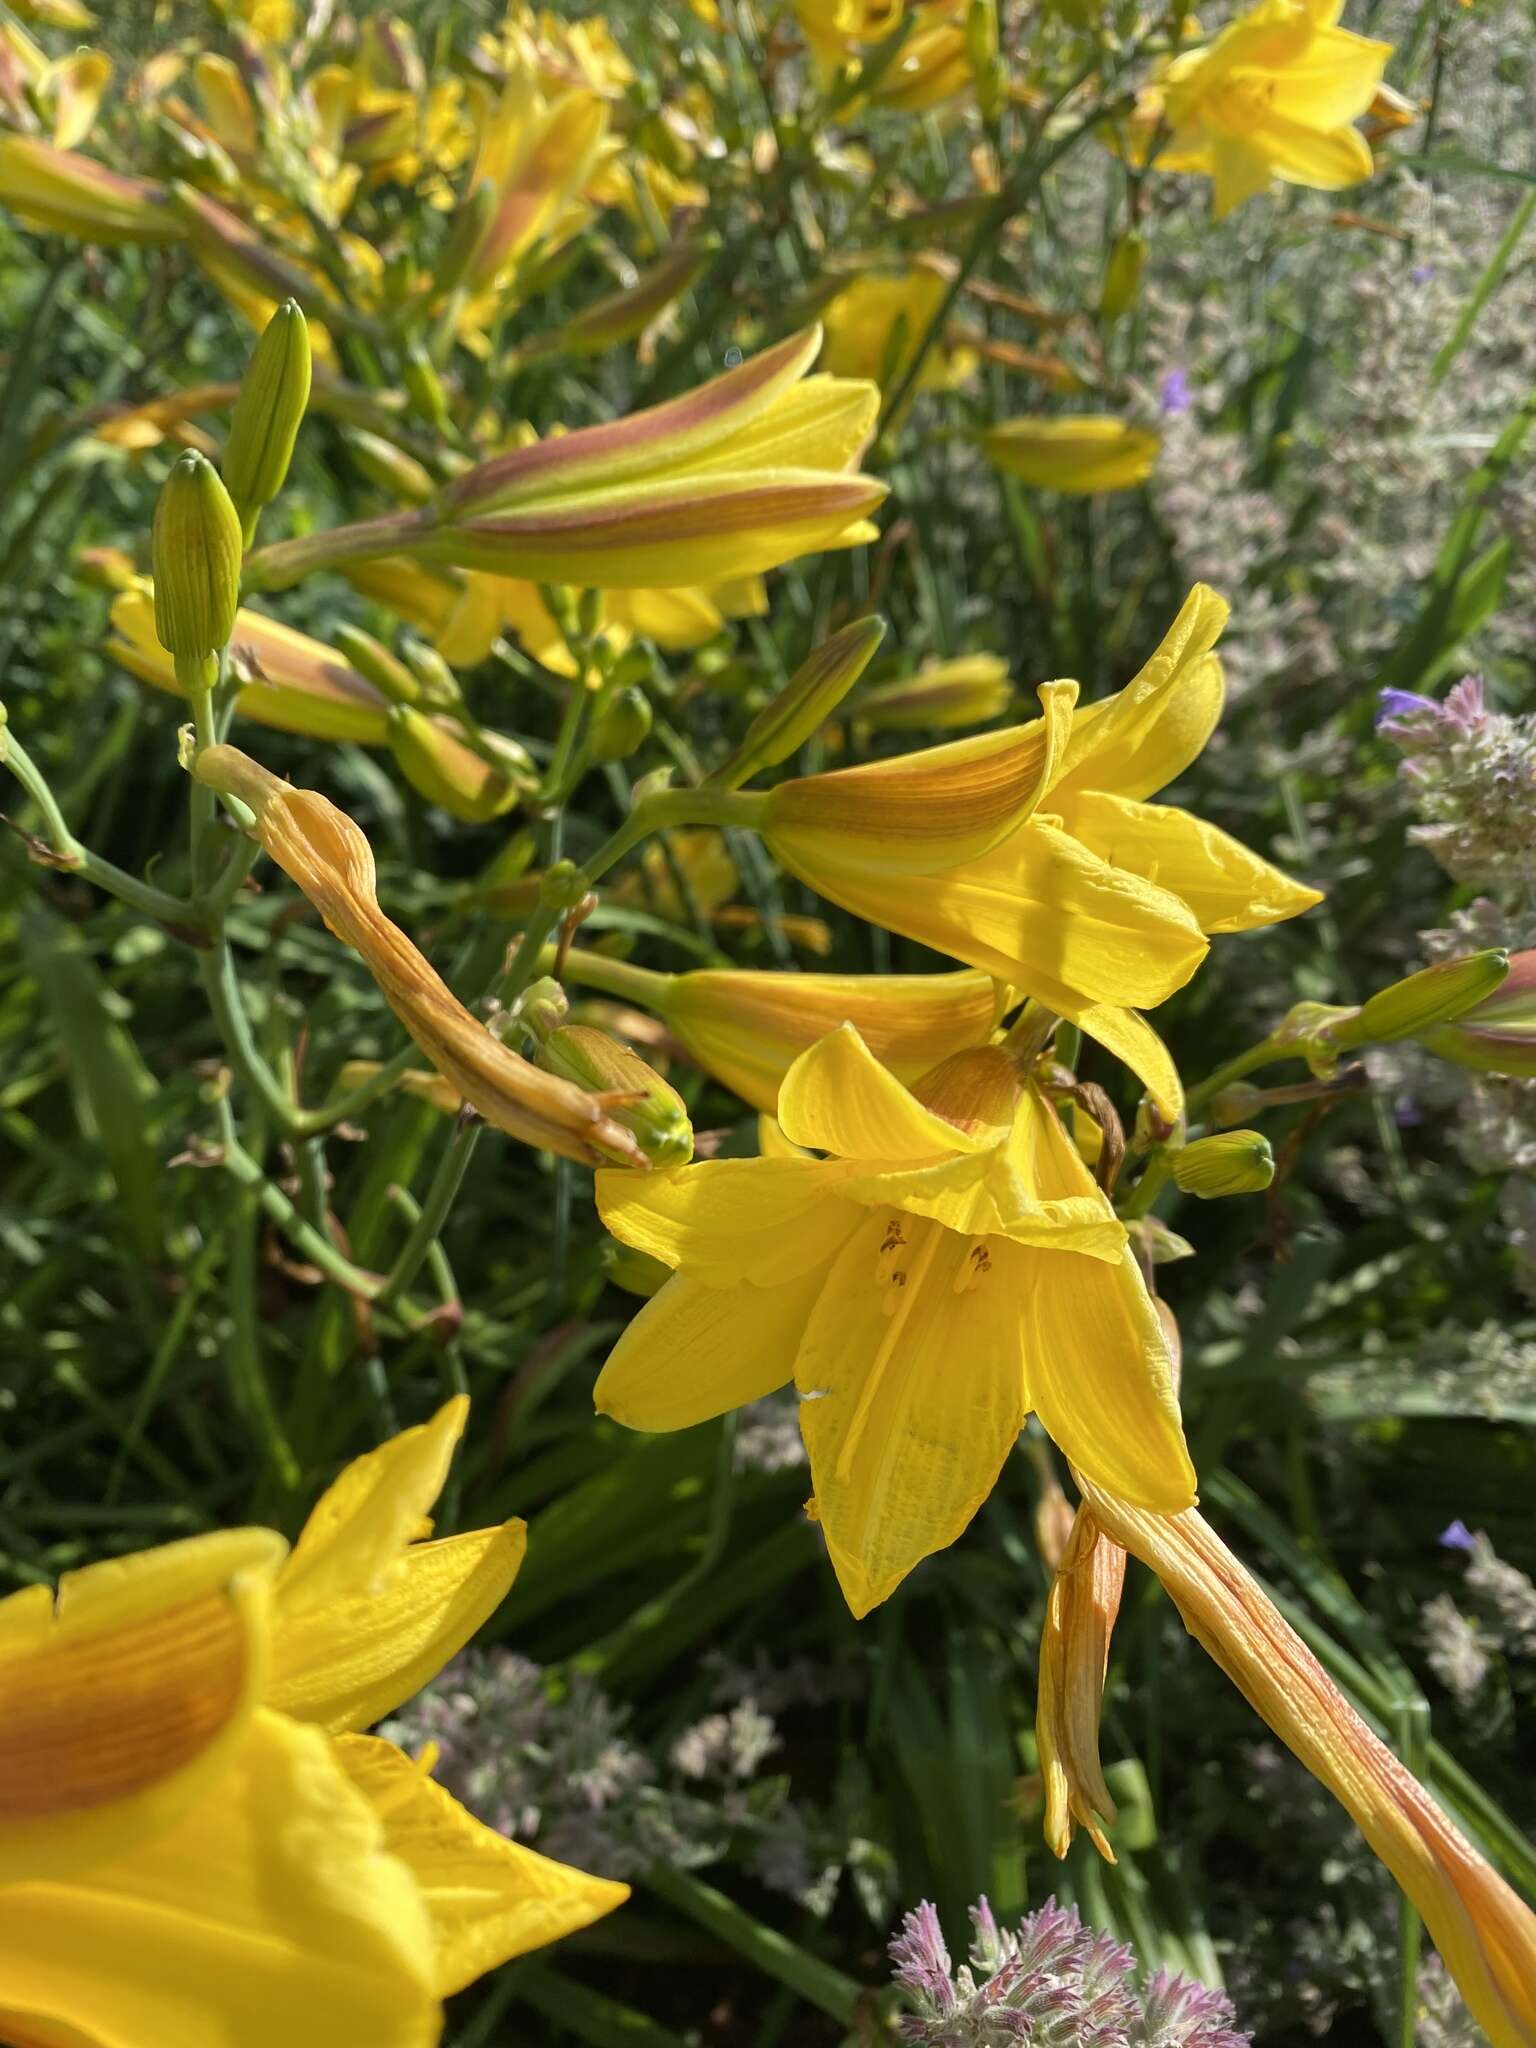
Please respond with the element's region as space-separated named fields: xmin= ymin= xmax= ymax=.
xmin=888 ymin=1895 xmax=1251 ymax=2048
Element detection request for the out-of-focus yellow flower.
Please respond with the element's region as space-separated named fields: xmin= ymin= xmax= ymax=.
xmin=1131 ymin=0 xmax=1393 ymax=218
xmin=795 ymin=0 xmax=904 ymax=74
xmin=565 ymin=949 xmax=1008 ymax=1114
xmin=853 ymin=653 xmax=1014 ymax=732
xmin=243 ymin=328 xmax=886 ymax=596
xmin=0 ymin=135 xmax=177 ymax=242
xmin=191 ymin=745 xmax=652 ymax=1168
xmin=0 ymin=1400 xmax=627 ymax=2043
xmin=11 ymin=0 xmax=95 ymax=26
xmin=40 ymin=49 xmax=111 ymax=151
xmin=752 ymin=586 xmax=1320 ymax=1118
xmin=979 ymin=416 xmax=1160 ymax=494
xmin=595 ymin=1028 xmax=1194 ymax=1617
xmin=822 ymin=265 xmax=973 ymax=393
xmin=871 ymin=1 xmax=971 ymax=112
xmin=1073 ymin=1482 xmax=1536 ymax=2048
xmin=459 ymin=53 xmax=609 ymax=299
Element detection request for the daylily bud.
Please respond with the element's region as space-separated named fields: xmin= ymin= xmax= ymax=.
xmin=602 ymin=1238 xmax=671 ymax=1298
xmin=342 ymin=428 xmax=436 ymax=504
xmin=151 ymin=449 xmax=242 ymax=669
xmin=387 ymin=706 xmax=527 ymax=823
xmin=1172 ymin=1130 xmax=1274 ymax=1198
xmin=222 ymin=298 xmax=311 ymax=533
xmin=403 ymin=346 xmax=450 ymax=433
xmin=514 ymin=976 xmax=570 ymax=1040
xmin=1207 ymin=1080 xmax=1267 ymax=1127
xmin=1350 ymin=949 xmax=1509 ymax=1046
xmin=516 ymin=238 xmax=720 ymax=366
xmin=590 ymin=686 xmax=652 ymax=763
xmin=1420 ymin=949 xmax=1536 ymax=1077
xmin=333 ymin=625 xmax=421 ymax=705
xmin=1099 ymin=232 xmax=1146 ymax=321
xmin=713 ymin=617 xmax=885 ymax=789
xmin=978 ymin=416 xmax=1160 ymax=494
xmin=853 ymin=653 xmax=1012 ymax=733
xmin=433 ymin=178 xmax=497 ymax=297
xmin=399 ymin=637 xmax=462 ymax=707
xmin=535 ymin=1024 xmax=693 ymax=1168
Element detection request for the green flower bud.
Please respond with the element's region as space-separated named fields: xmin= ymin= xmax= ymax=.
xmin=1351 ymin=950 xmax=1509 ymax=1047
xmin=713 ymin=617 xmax=885 ymax=789
xmin=403 ymin=346 xmax=450 ymax=432
xmin=223 ymin=299 xmax=311 ymax=531
xmin=540 ymin=859 xmax=592 ymax=913
xmin=602 ymin=1237 xmax=671 ymax=1298
xmin=536 ymin=1024 xmax=693 ymax=1168
xmin=590 ymin=686 xmax=653 ymax=763
xmin=1420 ymin=949 xmax=1536 ymax=1077
xmin=399 ymin=636 xmax=461 ymax=707
xmin=342 ymin=427 xmax=436 ymax=504
xmin=1099 ymin=232 xmax=1147 ymax=321
xmin=1208 ymin=1081 xmax=1267 ymax=1128
xmin=514 ymin=976 xmax=571 ymax=1041
xmin=1172 ymin=1130 xmax=1275 ymax=1199
xmin=333 ymin=625 xmax=422 ymax=705
xmin=151 ymin=449 xmax=242 ymax=666
xmin=386 ymin=705 xmax=523 ymax=823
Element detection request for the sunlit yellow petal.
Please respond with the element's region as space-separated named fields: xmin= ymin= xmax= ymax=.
xmin=1052 ymin=584 xmax=1229 ymax=802
xmin=1262 ymin=110 xmax=1376 ymax=189
xmin=595 ymin=1155 xmax=859 ymax=1285
xmin=0 ymin=1529 xmax=284 ymax=1883
xmin=277 ymin=1396 xmax=469 ymax=1619
xmin=778 ymin=1021 xmax=994 ymax=1160
xmin=796 ymin=1212 xmax=1030 ymax=1617
xmin=1063 ymin=791 xmax=1323 ymax=932
xmin=334 ymin=1737 xmax=629 ymax=1995
xmin=1070 ymin=1004 xmax=1185 ymax=1124
xmin=1267 ymin=24 xmax=1393 ymax=126
xmin=0 ymin=1711 xmax=438 ymax=2048
xmin=1009 ymin=1243 xmax=1195 ymax=1512
xmin=267 ymin=1524 xmax=527 ymax=1736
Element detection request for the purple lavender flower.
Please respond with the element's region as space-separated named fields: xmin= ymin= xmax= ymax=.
xmin=1159 ymin=367 xmax=1194 ymax=416
xmin=1410 ymin=264 xmax=1435 ymax=285
xmin=888 ymin=1896 xmax=1251 ymax=2047
xmin=1377 ymin=688 xmax=1439 ymax=732
xmin=1439 ymin=1519 xmax=1477 ymax=1554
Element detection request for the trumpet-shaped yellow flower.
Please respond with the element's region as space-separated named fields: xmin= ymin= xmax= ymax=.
xmin=242 ymin=328 xmax=885 ymax=596
xmin=564 ymin=947 xmax=1007 ymax=1115
xmin=1136 ymin=0 xmax=1394 ymax=218
xmin=754 ymin=586 xmax=1321 ymax=1118
xmin=1057 ymin=1486 xmax=1536 ymax=2048
xmin=979 ymin=417 xmax=1160 ymax=494
xmin=459 ymin=57 xmax=609 ymax=298
xmin=595 ymin=1028 xmax=1194 ymax=1617
xmin=192 ymin=745 xmax=653 ymax=1169
xmin=0 ymin=1400 xmax=627 ymax=2046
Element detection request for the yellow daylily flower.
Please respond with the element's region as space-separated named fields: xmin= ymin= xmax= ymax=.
xmin=822 ymin=266 xmax=974 ymax=393
xmin=0 ymin=136 xmax=178 ymax=243
xmin=595 ymin=1027 xmax=1194 ymax=1617
xmin=43 ymin=50 xmax=111 ymax=151
xmin=564 ymin=947 xmax=1008 ymax=1115
xmin=191 ymin=745 xmax=651 ymax=1168
xmin=1133 ymin=0 xmax=1394 ymax=219
xmin=753 ymin=586 xmax=1321 ymax=1118
xmin=1057 ymin=1486 xmax=1536 ymax=2048
xmin=459 ymin=55 xmax=609 ymax=298
xmin=0 ymin=1400 xmax=626 ymax=2044
xmin=979 ymin=417 xmax=1160 ymax=494
xmin=242 ymin=328 xmax=885 ymax=596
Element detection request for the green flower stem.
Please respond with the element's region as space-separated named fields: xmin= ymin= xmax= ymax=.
xmin=1181 ymin=1038 xmax=1285 ymax=1122
xmin=226 ymin=1164 xmax=303 ymax=1498
xmin=296 ymin=1041 xmax=433 ymax=1135
xmin=198 ymin=941 xmax=301 ymax=1134
xmin=2 ymin=732 xmax=195 ymax=927
xmin=560 ymin=946 xmax=674 ymax=1009
xmin=374 ymin=1116 xmax=483 ymax=1311
xmin=640 ymin=1866 xmax=870 ymax=2029
xmin=1117 ymin=1149 xmax=1175 ymax=1221
xmin=583 ymin=786 xmax=766 ymax=889
xmin=239 ymin=505 xmax=426 ymax=592
xmin=513 ymin=1963 xmax=693 ymax=2048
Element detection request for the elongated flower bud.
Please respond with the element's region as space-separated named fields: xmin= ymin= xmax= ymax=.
xmin=535 ymin=1024 xmax=693 ymax=1168
xmin=387 ymin=706 xmax=526 ymax=823
xmin=342 ymin=428 xmax=435 ymax=504
xmin=398 ymin=637 xmax=461 ymax=707
xmin=713 ymin=617 xmax=885 ymax=789
xmin=333 ymin=625 xmax=421 ymax=706
xmin=151 ymin=449 xmax=242 ymax=668
xmin=403 ymin=347 xmax=450 ymax=433
xmin=590 ymin=686 xmax=652 ymax=763
xmin=1420 ymin=949 xmax=1536 ymax=1077
xmin=223 ymin=298 xmax=311 ymax=533
xmin=1172 ymin=1130 xmax=1274 ymax=1198
xmin=1099 ymin=232 xmax=1146 ymax=321
xmin=978 ymin=417 xmax=1159 ymax=494
xmin=1351 ymin=950 xmax=1509 ymax=1046
xmin=433 ymin=178 xmax=497 ymax=298
xmin=855 ymin=654 xmax=1012 ymax=732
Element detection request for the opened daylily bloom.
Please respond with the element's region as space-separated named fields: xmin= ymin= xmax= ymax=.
xmin=0 ymin=135 xmax=178 ymax=242
xmin=564 ymin=947 xmax=1007 ymax=1115
xmin=191 ymin=745 xmax=650 ymax=1168
xmin=822 ymin=266 xmax=973 ymax=393
xmin=595 ymin=1026 xmax=1194 ymax=1617
xmin=1051 ymin=1485 xmax=1536 ymax=2048
xmin=1131 ymin=0 xmax=1393 ymax=218
xmin=0 ymin=1400 xmax=627 ymax=2046
xmin=242 ymin=328 xmax=885 ymax=595
xmin=979 ymin=417 xmax=1160 ymax=494
xmin=751 ymin=585 xmax=1321 ymax=1118
xmin=457 ymin=57 xmax=609 ymax=300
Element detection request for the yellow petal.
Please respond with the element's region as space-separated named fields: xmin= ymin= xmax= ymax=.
xmin=1007 ymin=1243 xmax=1195 ymax=1512
xmin=1261 ymin=110 xmax=1376 ymax=190
xmin=47 ymin=51 xmax=111 ymax=152
xmin=778 ymin=1022 xmax=994 ymax=1161
xmin=278 ymin=1397 xmax=469 ymax=1617
xmin=596 ymin=1262 xmax=833 ymax=1431
xmin=1268 ymin=25 xmax=1393 ymax=127
xmin=796 ymin=1212 xmax=1031 ymax=1617
xmin=1209 ymin=132 xmax=1281 ymax=216
xmin=595 ymin=1155 xmax=859 ymax=1285
xmin=1063 ymin=791 xmax=1323 ymax=932
xmin=267 ymin=1524 xmax=527 ymax=1736
xmin=334 ymin=1736 xmax=629 ymax=1995
xmin=1071 ymin=1004 xmax=1185 ymax=1124
xmin=0 ymin=1528 xmax=284 ymax=1882
xmin=1084 ymin=1490 xmax=1536 ymax=2048
xmin=1051 ymin=585 xmax=1228 ymax=803
xmin=979 ymin=417 xmax=1160 ymax=495
xmin=0 ymin=1711 xmax=439 ymax=2048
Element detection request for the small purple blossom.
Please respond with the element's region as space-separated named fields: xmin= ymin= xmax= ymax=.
xmin=1159 ymin=366 xmax=1193 ymax=415
xmin=889 ymin=1896 xmax=1252 ymax=2047
xmin=1377 ymin=688 xmax=1439 ymax=732
xmin=1410 ymin=263 xmax=1435 ymax=284
xmin=1439 ymin=1519 xmax=1477 ymax=1553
